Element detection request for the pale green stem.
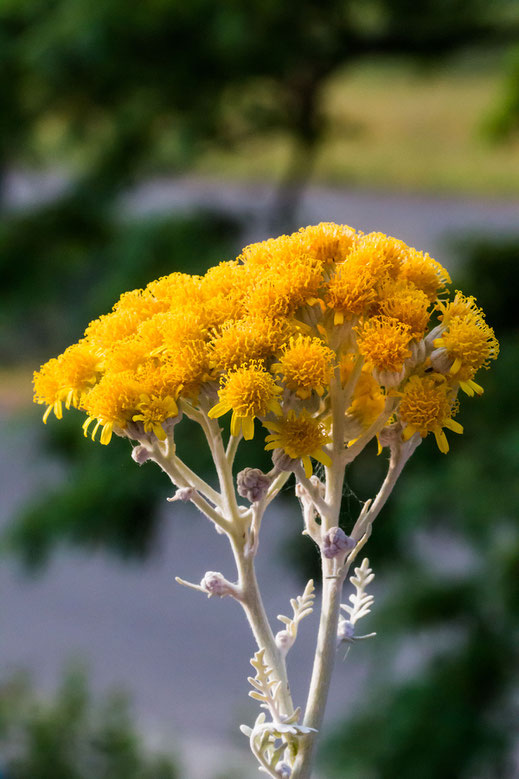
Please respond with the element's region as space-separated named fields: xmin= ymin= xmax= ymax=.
xmin=263 ymin=470 xmax=291 ymax=510
xmin=292 ymin=372 xmax=348 ymax=778
xmin=351 ymin=434 xmax=421 ymax=542
xmin=293 ymin=464 xmax=332 ymax=522
xmin=342 ymin=354 xmax=364 ymax=410
xmin=204 ymin=415 xmax=243 ymax=524
xmin=151 ymin=447 xmax=230 ymax=532
xmin=244 ymin=471 xmax=291 ymax=557
xmin=293 ymin=431 xmax=418 ymax=778
xmin=234 ymin=539 xmax=295 ymax=719
xmin=172 ymin=455 xmax=223 ymax=508
xmin=226 ymin=431 xmax=242 ymax=466
xmin=324 ymin=370 xmax=347 ymax=523
xmin=292 ymin=573 xmax=346 ymax=779
xmin=198 ymin=415 xmax=295 ymax=719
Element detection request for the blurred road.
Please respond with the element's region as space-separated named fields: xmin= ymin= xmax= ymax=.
xmin=6 ymin=169 xmax=519 ymax=267
xmin=123 ymin=176 xmax=519 ymax=268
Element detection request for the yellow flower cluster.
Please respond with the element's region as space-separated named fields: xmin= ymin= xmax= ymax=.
xmin=34 ymin=222 xmax=498 ymax=469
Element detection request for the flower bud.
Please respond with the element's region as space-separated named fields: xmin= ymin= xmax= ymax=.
xmin=424 ymin=323 xmax=445 ymax=350
xmin=430 ymin=347 xmax=454 ymax=374
xmin=200 ymin=571 xmax=234 ymax=598
xmin=322 ymin=527 xmax=356 ymax=559
xmin=275 ymin=629 xmax=293 ymax=652
xmin=131 ymin=445 xmax=151 ymax=464
xmin=406 ymin=339 xmax=427 ymax=369
xmin=275 ymin=761 xmax=292 ymax=778
xmin=337 ymin=617 xmax=355 ymax=643
xmin=167 ymin=487 xmax=194 ymax=502
xmin=373 ymin=366 xmax=406 ymax=388
xmin=237 ymin=467 xmax=271 ymax=502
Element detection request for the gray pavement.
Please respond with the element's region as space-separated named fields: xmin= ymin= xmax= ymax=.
xmin=6 ymin=168 xmax=519 ymax=266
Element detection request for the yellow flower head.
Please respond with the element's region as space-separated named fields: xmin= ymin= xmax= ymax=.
xmin=153 ymin=312 xmax=210 ymax=395
xmin=33 ymin=223 xmax=498 ymax=454
xmin=105 ymin=333 xmax=155 ymax=374
xmin=208 ymin=361 xmax=283 ymax=440
xmin=33 ymin=343 xmax=101 ymax=420
xmin=135 ymin=359 xmax=183 ymax=401
xmin=239 ymin=235 xmax=287 ymax=268
xmin=374 ymin=279 xmax=431 ymax=339
xmin=272 ymin=335 xmax=334 ymax=398
xmin=33 ymin=357 xmax=65 ymax=422
xmin=145 ymin=272 xmax=202 ymax=306
xmin=171 ymin=340 xmax=211 ymax=398
xmin=81 ymin=372 xmax=143 ymax=445
xmin=356 ymin=316 xmax=412 ymax=374
xmin=399 ymin=249 xmax=451 ymax=301
xmin=347 ymin=371 xmax=386 ymax=430
xmin=398 ymin=373 xmax=463 ymax=453
xmin=56 ymin=342 xmax=101 ymax=409
xmin=326 ymin=258 xmax=378 ymax=324
xmin=200 ymin=261 xmax=249 ymax=325
xmin=85 ymin=288 xmax=166 ymax=352
xmin=209 ymin=316 xmax=289 ymax=373
xmin=132 ymin=394 xmax=179 ymax=441
xmin=264 ymin=410 xmax=332 ymax=477
xmin=297 ymin=222 xmax=356 ymax=264
xmin=84 ymin=310 xmax=140 ymax=351
xmin=158 ymin=310 xmax=207 ymax=349
xmin=433 ymin=311 xmax=499 ymax=393
xmin=113 ymin=288 xmax=168 ymax=319
xmin=246 ymin=255 xmax=323 ymax=317
xmin=436 ymin=290 xmax=479 ymax=323
xmin=355 ymin=232 xmax=409 ymax=277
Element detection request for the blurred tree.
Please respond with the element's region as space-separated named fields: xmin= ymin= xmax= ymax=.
xmin=0 ymin=666 xmax=178 ymax=779
xmin=320 ymin=239 xmax=519 ymax=778
xmin=485 ymin=45 xmax=519 ymax=138
xmin=1 ymin=0 xmax=517 ymax=243
xmin=0 ymin=207 xmax=237 ymax=362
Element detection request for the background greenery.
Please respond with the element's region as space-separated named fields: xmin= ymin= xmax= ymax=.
xmin=0 ymin=667 xmax=178 ymax=779
xmin=1 ymin=1 xmax=519 ymax=775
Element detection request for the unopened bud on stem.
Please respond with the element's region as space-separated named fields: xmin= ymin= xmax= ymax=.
xmin=322 ymin=527 xmax=356 ymax=559
xmin=275 ymin=761 xmax=292 ymax=778
xmin=168 ymin=487 xmax=194 ymax=503
xmin=337 ymin=616 xmax=356 ymax=645
xmin=237 ymin=467 xmax=271 ymax=502
xmin=131 ymin=445 xmax=151 ymax=465
xmin=200 ymin=571 xmax=236 ymax=598
xmin=275 ymin=629 xmax=293 ymax=653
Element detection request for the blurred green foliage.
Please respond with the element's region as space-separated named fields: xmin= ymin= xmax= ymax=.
xmin=486 ymin=46 xmax=519 ymax=139
xmin=0 ymin=667 xmax=178 ymax=779
xmin=320 ymin=239 xmax=519 ymax=778
xmin=0 ymin=208 xmax=238 ymax=363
